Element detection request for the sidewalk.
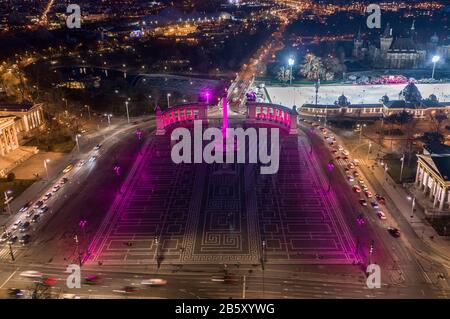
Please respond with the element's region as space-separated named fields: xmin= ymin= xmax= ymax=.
xmin=327 ymin=124 xmax=450 ymax=265
xmin=0 ymin=118 xmax=135 ymax=230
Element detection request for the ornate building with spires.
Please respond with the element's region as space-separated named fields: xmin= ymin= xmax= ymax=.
xmin=353 ymin=22 xmax=431 ymax=69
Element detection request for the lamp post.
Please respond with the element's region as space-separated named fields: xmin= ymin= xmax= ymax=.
xmin=288 ymin=56 xmax=294 ymax=85
xmin=84 ymin=105 xmax=91 ymax=120
xmin=125 ymin=98 xmax=130 ymax=123
xmin=75 ymin=134 xmax=81 ymax=152
xmin=358 ymin=123 xmax=366 ymax=144
xmin=327 ymin=160 xmax=335 ymax=192
xmin=104 ymin=114 xmax=112 ymax=126
xmin=431 ymin=55 xmax=440 ymax=80
xmin=367 ymin=142 xmax=372 ymax=161
xmin=383 ymin=164 xmax=388 ymax=186
xmin=4 ymin=190 xmax=13 ymax=215
xmin=407 ymin=196 xmax=415 ymax=218
xmin=167 ymin=93 xmax=171 ymax=108
xmin=43 ymin=159 xmax=50 ymax=179
xmin=399 ymin=153 xmax=405 ymax=183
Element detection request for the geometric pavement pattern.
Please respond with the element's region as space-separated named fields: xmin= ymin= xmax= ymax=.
xmin=87 ymin=125 xmax=357 ymax=265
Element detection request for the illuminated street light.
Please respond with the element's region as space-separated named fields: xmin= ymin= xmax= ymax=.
xmin=288 ymin=56 xmax=294 ymax=85
xmin=75 ymin=134 xmax=81 ymax=152
xmin=167 ymin=93 xmax=171 ymax=108
xmin=125 ymin=99 xmax=130 ymax=123
xmin=104 ymin=113 xmax=112 ymax=126
xmin=431 ymin=55 xmax=440 ymax=80
xmin=44 ymin=159 xmax=50 ymax=179
xmin=4 ymin=190 xmax=13 ymax=215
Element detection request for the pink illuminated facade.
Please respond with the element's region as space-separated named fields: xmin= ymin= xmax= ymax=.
xmin=247 ymin=102 xmax=298 ymax=134
xmin=156 ymin=103 xmax=208 ymax=135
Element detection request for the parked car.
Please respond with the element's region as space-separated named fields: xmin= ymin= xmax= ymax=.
xmin=371 ymin=201 xmax=379 ymax=209
xmin=359 ymin=199 xmax=367 ymax=207
xmin=347 ymin=175 xmax=354 ymax=182
xmin=365 ymin=191 xmax=373 ymax=198
xmin=353 ymin=185 xmax=361 ymax=193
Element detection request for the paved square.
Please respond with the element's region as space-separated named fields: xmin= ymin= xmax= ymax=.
xmin=88 ymin=126 xmax=356 ymax=265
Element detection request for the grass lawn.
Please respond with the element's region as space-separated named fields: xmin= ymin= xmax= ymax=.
xmin=25 ymin=136 xmax=75 ymax=153
xmin=0 ymin=179 xmax=35 ymax=212
xmin=427 ymin=216 xmax=450 ymax=236
xmin=383 ymin=153 xmax=417 ymax=184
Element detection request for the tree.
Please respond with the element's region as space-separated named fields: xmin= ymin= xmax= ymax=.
xmin=429 ymin=110 xmax=448 ymax=134
xmin=277 ymin=66 xmax=292 ymax=83
xmin=323 ymin=56 xmax=346 ymax=80
xmin=300 ymin=53 xmax=324 ymax=81
xmin=6 ymin=172 xmax=15 ymax=182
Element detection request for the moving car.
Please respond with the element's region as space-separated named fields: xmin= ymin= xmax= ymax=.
xmin=19 ymin=202 xmax=33 ymax=213
xmin=375 ymin=194 xmax=386 ymax=204
xmin=78 ymin=160 xmax=86 ymax=167
xmin=141 ymin=279 xmax=167 ymax=286
xmin=63 ymin=164 xmax=74 ymax=173
xmin=39 ymin=206 xmax=49 ymax=214
xmin=12 ymin=220 xmax=23 ymax=230
xmin=52 ymin=185 xmax=61 ymax=193
xmin=34 ymin=201 xmax=44 ymax=209
xmin=7 ymin=236 xmax=18 ymax=245
xmin=43 ymin=193 xmax=52 ymax=201
xmin=376 ymin=211 xmax=387 ymax=220
xmin=94 ymin=144 xmax=102 ymax=150
xmin=31 ymin=214 xmax=40 ymax=223
xmin=60 ymin=177 xmax=69 ymax=185
xmin=89 ymin=156 xmax=97 ymax=162
xmin=388 ymin=227 xmax=401 ymax=237
xmin=84 ymin=275 xmax=99 ymax=285
xmin=20 ymin=271 xmax=42 ymax=278
xmin=19 ymin=221 xmax=30 ymax=232
xmin=0 ymin=231 xmax=11 ymax=242
xmin=19 ymin=234 xmax=31 ymax=244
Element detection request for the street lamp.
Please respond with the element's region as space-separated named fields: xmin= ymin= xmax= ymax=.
xmin=4 ymin=190 xmax=13 ymax=215
xmin=399 ymin=154 xmax=405 ymax=183
xmin=84 ymin=105 xmax=91 ymax=120
xmin=358 ymin=123 xmax=366 ymax=144
xmin=288 ymin=56 xmax=294 ymax=85
xmin=75 ymin=134 xmax=81 ymax=152
xmin=327 ymin=160 xmax=335 ymax=192
xmin=367 ymin=142 xmax=372 ymax=161
xmin=407 ymin=196 xmax=416 ymax=218
xmin=167 ymin=93 xmax=171 ymax=108
xmin=43 ymin=159 xmax=50 ymax=179
xmin=104 ymin=114 xmax=112 ymax=126
xmin=431 ymin=55 xmax=440 ymax=80
xmin=125 ymin=99 xmax=130 ymax=123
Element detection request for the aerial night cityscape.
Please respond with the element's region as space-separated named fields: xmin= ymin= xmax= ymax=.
xmin=0 ymin=0 xmax=450 ymax=310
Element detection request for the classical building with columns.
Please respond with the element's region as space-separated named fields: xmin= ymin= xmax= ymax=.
xmin=0 ymin=116 xmax=20 ymax=156
xmin=0 ymin=102 xmax=45 ymax=140
xmin=415 ymin=143 xmax=450 ymax=213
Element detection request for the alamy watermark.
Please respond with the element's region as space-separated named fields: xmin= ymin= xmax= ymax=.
xmin=66 ymin=264 xmax=81 ymax=288
xmin=66 ymin=4 xmax=81 ymax=29
xmin=366 ymin=264 xmax=381 ymax=289
xmin=366 ymin=4 xmax=381 ymax=29
xmin=170 ymin=120 xmax=280 ymax=175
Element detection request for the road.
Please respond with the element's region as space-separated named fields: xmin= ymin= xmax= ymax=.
xmin=299 ymin=119 xmax=450 ymax=298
